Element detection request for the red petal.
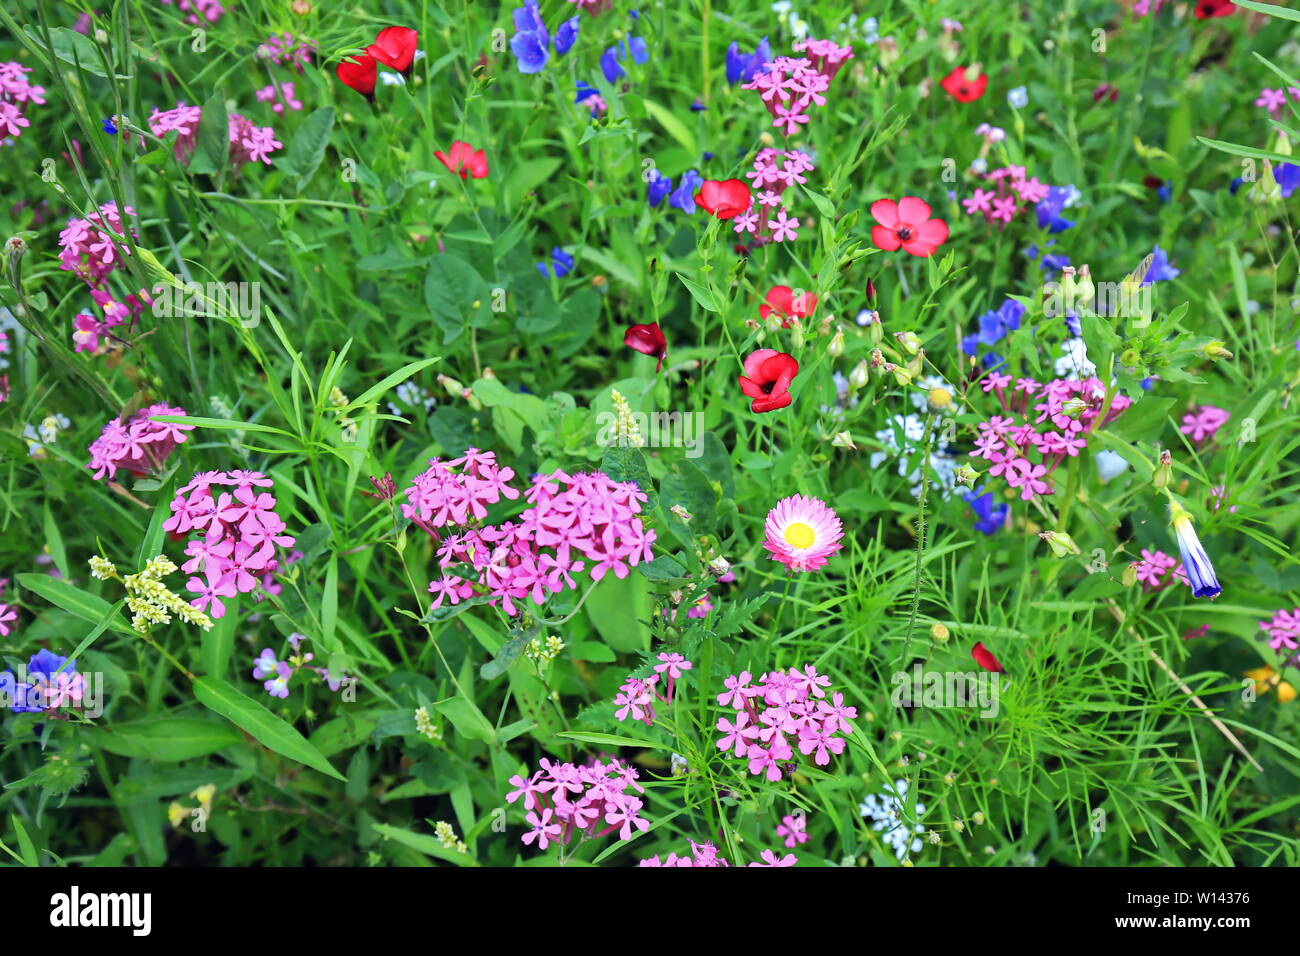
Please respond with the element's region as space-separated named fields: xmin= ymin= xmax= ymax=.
xmin=897 ymin=196 xmax=932 ymax=226
xmin=971 ymin=642 xmax=1004 ymax=673
xmin=368 ymin=26 xmax=419 ymax=72
xmin=871 ymin=224 xmax=901 ymax=251
xmin=336 ymin=54 xmax=378 ymax=98
xmin=870 ymin=198 xmax=900 ymax=229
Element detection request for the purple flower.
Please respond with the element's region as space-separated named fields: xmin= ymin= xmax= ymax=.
xmin=669 ymin=169 xmax=704 ymax=214
xmin=600 ymin=35 xmax=649 ymax=84
xmin=555 ymin=17 xmax=580 ymax=55
xmin=1035 ymin=186 xmax=1076 ymax=233
xmin=510 ymin=0 xmax=550 ymax=74
xmin=968 ymin=486 xmax=1008 ymax=535
xmin=725 ymin=37 xmax=772 ymax=85
xmin=536 ymin=247 xmax=575 ymax=278
xmin=646 ymin=169 xmax=673 ymax=207
xmin=1140 ymin=245 xmax=1179 ymax=286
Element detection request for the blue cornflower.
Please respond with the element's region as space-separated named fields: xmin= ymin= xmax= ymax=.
xmin=646 ymin=169 xmax=674 ymax=207
xmin=555 ymin=17 xmax=580 ymax=55
xmin=969 ymin=486 xmax=1009 ymax=535
xmin=1035 ymin=185 xmax=1076 ymax=233
xmin=600 ymin=35 xmax=649 ymax=84
xmin=510 ymin=1 xmax=577 ymax=73
xmin=669 ymin=169 xmax=703 ymax=214
xmin=536 ymin=247 xmax=575 ymax=279
xmin=725 ymin=37 xmax=772 ymax=85
xmin=1140 ymin=245 xmax=1180 ymax=286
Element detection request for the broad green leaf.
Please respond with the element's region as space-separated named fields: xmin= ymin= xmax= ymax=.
xmin=16 ymin=574 xmax=135 ymax=636
xmin=85 ymin=717 xmax=243 ymax=761
xmin=193 ymin=676 xmax=345 ymax=781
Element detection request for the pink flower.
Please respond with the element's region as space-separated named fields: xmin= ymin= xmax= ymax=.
xmin=763 ymin=494 xmax=844 ymax=573
xmin=775 ymin=813 xmax=809 ymax=849
xmin=1255 ymin=88 xmax=1287 ymax=115
xmin=522 ymin=809 xmax=564 ymax=850
xmin=1260 ymin=608 xmax=1300 ymax=651
xmin=87 ymin=404 xmax=193 ymax=480
xmin=749 ymin=849 xmax=798 ymax=867
xmin=1179 ymin=405 xmax=1229 ymax=444
xmin=0 ymin=602 xmax=17 ymax=638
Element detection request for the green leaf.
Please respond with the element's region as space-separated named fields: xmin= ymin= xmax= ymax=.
xmin=585 ymin=572 xmax=650 ymax=653
xmin=481 ymin=626 xmax=537 ymax=680
xmin=84 ymin=717 xmax=244 ymax=761
xmin=10 ymin=814 xmax=39 ymax=867
xmin=643 ymin=99 xmax=698 ymax=156
xmin=193 ymin=676 xmax=345 ymax=781
xmin=676 ymin=272 xmax=720 ymax=313
xmin=16 ymin=574 xmax=135 ymax=636
xmin=279 ymin=106 xmax=334 ymax=187
xmin=347 ymin=356 xmax=441 ymax=410
xmin=433 ymin=694 xmax=496 ymax=743
xmin=424 ymin=255 xmax=490 ymax=341
xmin=188 ymin=93 xmax=229 ymax=178
xmin=557 ymin=730 xmax=659 ymax=749
xmin=371 ymin=823 xmax=476 ymax=865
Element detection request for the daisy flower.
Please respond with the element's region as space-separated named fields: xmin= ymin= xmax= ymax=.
xmin=763 ymin=494 xmax=844 ymax=572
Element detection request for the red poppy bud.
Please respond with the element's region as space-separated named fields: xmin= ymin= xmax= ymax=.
xmin=337 ymin=53 xmax=378 ymax=100
xmin=971 ymin=641 xmax=1005 ymax=674
xmin=367 ymin=26 xmax=419 ymax=74
xmin=624 ymin=322 xmax=668 ymax=372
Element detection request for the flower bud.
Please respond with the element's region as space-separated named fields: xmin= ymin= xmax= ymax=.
xmin=827 ymin=326 xmax=845 ymax=358
xmin=1075 ymin=264 xmax=1095 ymax=308
xmin=831 ymin=430 xmax=857 ymax=451
xmin=789 ymin=320 xmax=805 ymax=350
xmin=1120 ymin=348 xmax=1142 ymax=369
xmin=906 ymin=349 xmax=925 ymax=377
xmin=1153 ymin=449 xmax=1172 ymax=491
xmin=930 ymin=623 xmax=950 ymax=644
xmin=849 ymin=359 xmax=870 ymax=389
xmin=954 ymin=463 xmax=980 ymax=486
xmin=895 ymin=330 xmax=923 ymax=355
xmin=1060 ymin=396 xmax=1088 ymax=419
xmin=1199 ymin=341 xmax=1232 ymax=361
xmin=1121 ymin=562 xmax=1138 ymax=587
xmin=1038 ymin=530 xmax=1081 ymax=557
xmin=887 ymin=363 xmax=912 ymax=387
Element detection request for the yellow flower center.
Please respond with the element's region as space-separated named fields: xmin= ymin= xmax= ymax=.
xmin=783 ymin=522 xmax=816 ymax=549
xmin=928 ymin=387 xmax=953 ymax=409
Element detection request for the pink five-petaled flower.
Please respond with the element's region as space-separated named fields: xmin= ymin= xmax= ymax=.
xmin=522 ymin=808 xmax=563 ymax=850
xmin=435 ymin=140 xmax=489 ymax=179
xmin=775 ymin=814 xmax=809 ymax=849
xmin=869 ymin=197 xmax=949 ymax=258
xmin=749 ymin=849 xmax=798 ymax=867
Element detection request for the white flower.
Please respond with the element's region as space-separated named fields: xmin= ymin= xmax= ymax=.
xmin=1054 ymin=337 xmax=1096 ymax=380
xmin=1095 ymin=449 xmax=1129 ymax=482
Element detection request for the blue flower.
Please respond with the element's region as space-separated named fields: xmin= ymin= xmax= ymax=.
xmin=1171 ymin=504 xmax=1221 ymax=599
xmin=102 ymin=117 xmax=118 ymax=135
xmin=555 ymin=17 xmax=580 ymax=56
xmin=963 ymin=299 xmax=1025 ymax=355
xmin=1040 ymin=252 xmax=1071 ymax=276
xmin=690 ymin=98 xmax=707 ymax=112
xmin=1036 ymin=186 xmax=1076 ymax=233
xmin=725 ymin=37 xmax=772 ymax=85
xmin=536 ymin=247 xmax=575 ymax=279
xmin=969 ymin=486 xmax=1009 ymax=535
xmin=600 ymin=35 xmax=649 ymax=84
xmin=510 ymin=0 xmax=551 ymax=73
xmin=646 ymin=169 xmax=673 ymax=207
xmin=669 ymin=169 xmax=703 ymax=214
xmin=1277 ymin=162 xmax=1299 ymax=198
xmin=1140 ymin=245 xmax=1179 ymax=286
xmin=0 ymin=670 xmax=40 ymax=713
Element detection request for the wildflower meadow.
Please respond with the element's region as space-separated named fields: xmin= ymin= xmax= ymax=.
xmin=3 ymin=0 xmax=1300 ymax=896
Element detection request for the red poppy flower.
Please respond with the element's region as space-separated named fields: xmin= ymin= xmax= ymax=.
xmin=738 ymin=349 xmax=799 ymax=413
xmin=869 ymin=197 xmax=949 ymax=258
xmin=971 ymin=642 xmax=1005 ymax=674
xmin=1194 ymin=0 xmax=1234 ymax=17
xmin=694 ymin=179 xmax=753 ymax=220
xmin=367 ymin=26 xmax=419 ymax=74
xmin=625 ymin=322 xmax=668 ymax=372
xmin=758 ymin=285 xmax=818 ymax=329
xmin=939 ymin=66 xmax=987 ymax=102
xmin=435 ymin=141 xmax=489 ymax=179
xmin=337 ymin=53 xmax=378 ymax=100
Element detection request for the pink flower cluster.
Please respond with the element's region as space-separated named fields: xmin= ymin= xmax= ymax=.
xmin=0 ymin=61 xmax=44 ymax=142
xmin=72 ymin=288 xmax=150 ymax=354
xmin=742 ymin=40 xmax=853 ymax=137
xmin=159 ymin=0 xmax=226 ymax=26
xmin=507 ymin=757 xmax=649 ymax=850
xmin=733 ymin=148 xmax=815 ymax=246
xmin=614 ymin=652 xmax=693 ymax=725
xmin=639 ymin=842 xmax=797 ymax=867
xmin=148 ymin=103 xmax=282 ymax=167
xmin=409 ymin=451 xmax=656 ymax=617
xmin=58 ymin=202 xmax=135 ymax=287
xmin=1130 ymin=548 xmax=1189 ymax=593
xmin=87 ymin=404 xmax=194 ymax=481
xmin=163 ymin=470 xmax=297 ymax=619
xmin=715 ymin=665 xmax=856 ymax=781
xmin=255 ymin=82 xmax=303 ymax=115
xmin=970 ymin=375 xmax=1131 ymax=501
xmin=256 ymin=33 xmax=316 ymax=69
xmin=1179 ymin=405 xmax=1229 ymax=444
xmin=962 ymin=164 xmax=1052 ymax=226
xmin=1255 ymin=87 xmax=1300 ymax=116
xmin=1260 ymin=608 xmax=1300 ymax=652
